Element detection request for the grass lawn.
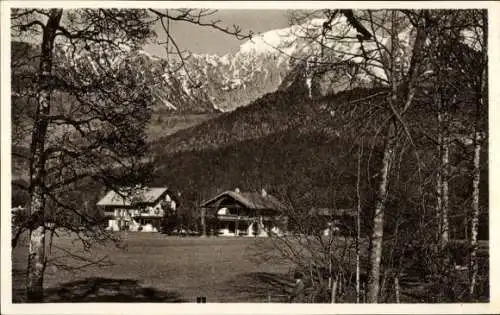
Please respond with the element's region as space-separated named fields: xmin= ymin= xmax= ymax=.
xmin=12 ymin=232 xmax=295 ymax=303
xmin=12 ymin=232 xmax=489 ymax=303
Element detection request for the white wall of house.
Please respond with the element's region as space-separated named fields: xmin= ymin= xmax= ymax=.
xmin=215 ymin=211 xmax=283 ymax=238
xmin=108 ymin=219 xmax=120 ymax=231
xmin=106 ymin=193 xmax=176 ymax=232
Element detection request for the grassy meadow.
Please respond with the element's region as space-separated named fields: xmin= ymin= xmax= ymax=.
xmin=12 ymin=232 xmax=295 ymax=303
xmin=12 ymin=232 xmax=489 ymax=303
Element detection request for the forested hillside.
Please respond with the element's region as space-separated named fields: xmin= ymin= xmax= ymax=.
xmin=149 ymin=82 xmax=488 ymax=240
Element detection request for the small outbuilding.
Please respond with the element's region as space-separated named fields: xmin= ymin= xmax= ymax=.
xmin=308 ymin=207 xmax=356 ymax=236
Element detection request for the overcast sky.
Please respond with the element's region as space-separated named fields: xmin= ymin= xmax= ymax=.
xmin=143 ymin=10 xmax=291 ymax=57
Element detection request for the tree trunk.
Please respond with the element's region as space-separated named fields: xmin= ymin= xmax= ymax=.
xmin=436 ymin=86 xmax=450 ymax=247
xmin=469 ymin=130 xmax=481 ymax=296
xmin=367 ymin=123 xmax=395 ymax=303
xmin=356 ymin=140 xmax=363 ymax=303
xmin=470 ymin=10 xmax=487 ymax=297
xmin=436 ymin=113 xmax=443 ymax=242
xmin=441 ymin=133 xmax=450 ymax=245
xmin=331 ymin=276 xmax=338 ymax=303
xmin=394 ymin=275 xmax=400 ymax=303
xmin=26 ymin=223 xmax=45 ymax=302
xmin=26 ymin=9 xmax=62 ymax=302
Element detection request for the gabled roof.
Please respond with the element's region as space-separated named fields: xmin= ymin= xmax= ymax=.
xmin=200 ymin=190 xmax=287 ymax=212
xmin=96 ymin=187 xmax=169 ymax=207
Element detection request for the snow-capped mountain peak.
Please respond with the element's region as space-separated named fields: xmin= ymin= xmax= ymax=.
xmin=238 ymin=18 xmax=329 ymax=59
xmin=64 ymin=13 xmax=416 ymax=114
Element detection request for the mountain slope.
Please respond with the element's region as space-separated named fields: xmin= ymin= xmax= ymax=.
xmin=150 ymin=84 xmax=389 ymax=156
xmin=149 ymin=86 xmax=389 ymax=210
xmin=149 ymin=88 xmax=488 ymax=222
xmin=148 ymin=45 xmax=487 ymax=219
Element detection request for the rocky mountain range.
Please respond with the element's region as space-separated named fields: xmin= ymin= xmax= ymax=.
xmin=13 ymin=10 xmax=482 ymax=118
xmin=12 ymin=13 xmax=419 ymax=115
xmin=126 ymin=14 xmax=414 ymax=114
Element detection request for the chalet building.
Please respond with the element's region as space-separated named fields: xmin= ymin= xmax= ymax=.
xmin=96 ymin=187 xmax=178 ymax=232
xmin=199 ymin=188 xmax=287 ymax=237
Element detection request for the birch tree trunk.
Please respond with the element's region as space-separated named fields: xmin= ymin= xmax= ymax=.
xmin=436 ymin=81 xmax=449 ymax=247
xmin=436 ymin=98 xmax=443 ymax=243
xmin=26 ymin=9 xmax=62 ymax=302
xmin=469 ymin=130 xmax=481 ymax=296
xmin=356 ymin=140 xmax=363 ymax=303
xmin=441 ymin=131 xmax=450 ymax=245
xmin=331 ymin=276 xmax=338 ymax=303
xmin=394 ymin=275 xmax=400 ymax=303
xmin=469 ymin=10 xmax=487 ymax=297
xmin=367 ymin=123 xmax=395 ymax=303
xmin=364 ymin=10 xmax=427 ymax=303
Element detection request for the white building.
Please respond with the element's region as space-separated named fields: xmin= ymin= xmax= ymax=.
xmin=96 ymin=187 xmax=178 ymax=232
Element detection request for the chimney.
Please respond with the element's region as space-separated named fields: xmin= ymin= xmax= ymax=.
xmin=235 ymin=188 xmax=240 ymax=194
xmin=261 ymin=189 xmax=267 ymax=197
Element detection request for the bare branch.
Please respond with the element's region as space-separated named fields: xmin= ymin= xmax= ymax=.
xmin=149 ymin=8 xmax=253 ymax=40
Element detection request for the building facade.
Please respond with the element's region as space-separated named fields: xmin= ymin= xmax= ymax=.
xmin=96 ymin=187 xmax=177 ymax=232
xmin=200 ymin=188 xmax=287 ymax=237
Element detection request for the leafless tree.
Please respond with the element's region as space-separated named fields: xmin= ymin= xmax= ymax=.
xmin=450 ymin=9 xmax=488 ymax=297
xmin=11 ymin=8 xmax=156 ymax=301
xmin=264 ymin=188 xmax=364 ymax=303
xmin=339 ymin=10 xmax=428 ymax=303
xmin=419 ymin=9 xmax=487 ymax=297
xmin=275 ymin=9 xmax=439 ymax=302
xmin=311 ymin=9 xmax=486 ymax=302
xmin=11 ymin=8 xmax=251 ymax=302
